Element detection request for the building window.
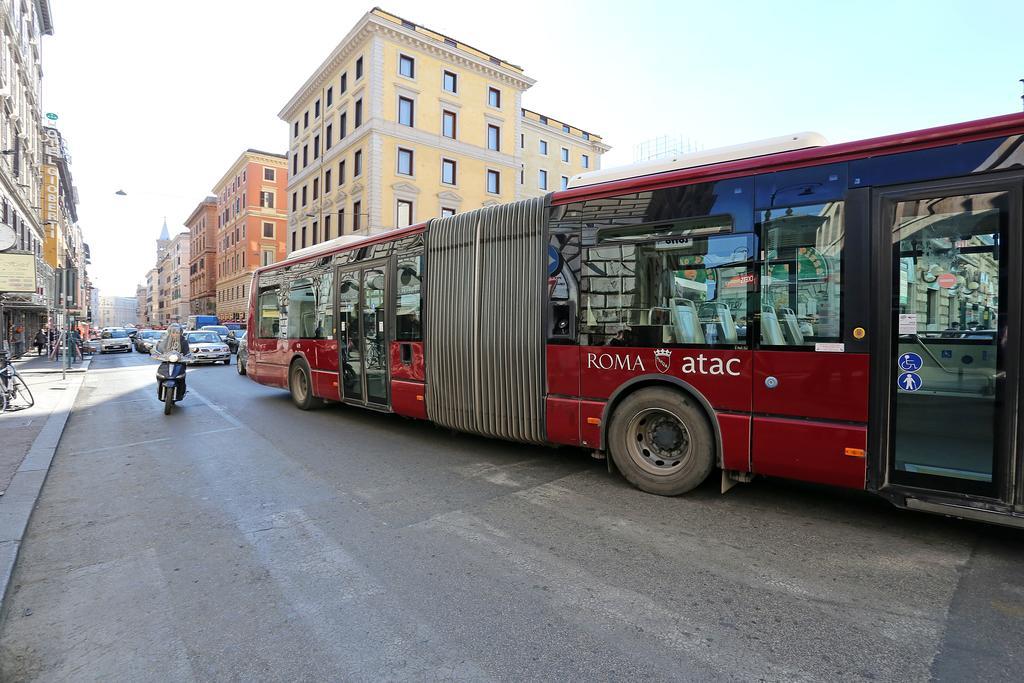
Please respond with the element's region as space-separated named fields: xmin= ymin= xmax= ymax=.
xmin=260 ymin=191 xmax=275 ymax=208
xmin=583 ymin=132 xmax=590 ymax=141
xmin=326 ymin=124 xmax=333 ymax=149
xmin=304 ymin=111 xmax=309 ymax=129
xmin=487 ymin=124 xmax=500 ymax=151
xmin=398 ymin=96 xmax=414 ymax=127
xmin=397 ymin=200 xmax=413 ymax=228
xmin=561 ymin=147 xmax=569 ymax=163
xmin=264 ymin=167 xmax=275 ymax=181
xmin=441 ymin=207 xmax=456 ymax=218
xmin=291 ymin=233 xmax=296 ymax=252
xmin=355 ymin=99 xmax=363 ymax=127
xmin=399 ymin=54 xmax=415 ymax=78
xmin=262 ymin=248 xmax=274 ymax=266
xmin=315 ymin=99 xmax=321 ymax=118
xmin=293 ymin=121 xmax=299 ymax=138
xmin=561 ymin=176 xmax=569 ymax=190
xmin=301 ymin=186 xmax=308 ymax=206
xmin=562 ymin=124 xmax=570 ymax=134
xmin=312 ymin=178 xmax=319 ymax=200
xmin=442 ymin=110 xmax=457 ymax=139
xmin=582 ymin=154 xmax=590 ymax=169
xmin=312 ymin=221 xmax=319 ymax=245
xmin=340 ymin=111 xmax=347 ymax=139
xmin=291 ymin=191 xmax=297 ymax=211
xmin=539 ymin=139 xmax=548 ymax=155
xmin=397 ymin=147 xmax=413 ymax=176
xmin=539 ymin=169 xmax=548 ymax=190
xmin=487 ymin=169 xmax=500 ymax=194
xmin=353 ymin=201 xmax=362 ymax=231
xmin=354 ymin=150 xmax=362 ymax=177
xmin=263 ymin=222 xmax=274 ymax=238
xmin=292 ymin=153 xmax=298 ymax=175
xmin=339 ymin=159 xmax=346 ymax=185
xmin=355 ymin=56 xmax=363 ymax=79
xmin=338 ymin=209 xmax=345 ymax=234
xmin=324 ymin=169 xmax=332 ymax=193
xmin=441 ymin=158 xmax=456 ymax=185
xmin=326 ymin=86 xmax=333 ymax=107
xmin=302 ymin=145 xmax=308 ymax=167
xmin=313 ymin=135 xmax=320 ymax=159
xmin=324 ymin=215 xmax=331 ymax=240
xmin=340 ymin=71 xmax=347 ymax=94
xmin=443 ymin=70 xmax=457 ymax=93
xmin=488 ymin=87 xmax=500 ymax=108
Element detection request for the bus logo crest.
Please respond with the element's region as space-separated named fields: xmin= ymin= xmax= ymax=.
xmin=654 ymin=348 xmax=672 ymax=373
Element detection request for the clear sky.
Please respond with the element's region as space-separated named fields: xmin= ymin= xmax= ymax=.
xmin=43 ymin=0 xmax=1023 ymax=296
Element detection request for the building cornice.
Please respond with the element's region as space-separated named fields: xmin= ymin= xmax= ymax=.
xmin=521 ymin=116 xmax=612 ymax=154
xmin=279 ymin=11 xmax=535 ymax=121
xmin=212 ymin=150 xmax=287 ymax=194
xmin=185 ymin=196 xmax=217 ymax=227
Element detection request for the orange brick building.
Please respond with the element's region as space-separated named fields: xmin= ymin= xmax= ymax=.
xmin=187 ymin=195 xmax=219 ymax=317
xmin=212 ymin=149 xmax=288 ymax=322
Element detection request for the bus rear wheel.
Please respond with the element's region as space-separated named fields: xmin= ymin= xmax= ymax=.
xmin=289 ymin=359 xmax=315 ymax=410
xmin=607 ymin=387 xmax=714 ymax=496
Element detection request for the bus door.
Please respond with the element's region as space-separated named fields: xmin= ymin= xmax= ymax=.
xmin=749 ymin=170 xmax=872 ymax=489
xmin=874 ymin=174 xmax=1022 ymax=511
xmin=336 ymin=260 xmax=391 ymax=409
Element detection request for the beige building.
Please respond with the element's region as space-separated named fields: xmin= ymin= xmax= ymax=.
xmin=156 ymin=232 xmax=190 ymax=326
xmin=278 ymin=7 xmax=608 ymax=254
xmin=520 ymin=108 xmax=608 ymax=193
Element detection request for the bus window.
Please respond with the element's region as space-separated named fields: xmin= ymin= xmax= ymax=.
xmin=395 ymin=254 xmax=423 ymax=341
xmin=257 ymin=287 xmax=281 ymax=338
xmin=580 ymin=233 xmax=753 ymax=347
xmin=759 ymin=201 xmax=844 ymax=346
xmin=286 ymin=273 xmax=334 ymax=339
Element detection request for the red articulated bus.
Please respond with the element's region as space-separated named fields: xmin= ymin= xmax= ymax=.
xmin=247 ymin=111 xmax=1024 ymax=527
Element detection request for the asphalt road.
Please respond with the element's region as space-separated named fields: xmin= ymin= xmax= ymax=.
xmin=1 ymin=350 xmax=1022 ymax=681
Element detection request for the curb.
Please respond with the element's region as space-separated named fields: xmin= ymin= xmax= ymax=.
xmin=0 ymin=367 xmax=88 ymax=608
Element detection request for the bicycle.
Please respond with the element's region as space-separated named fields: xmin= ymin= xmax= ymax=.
xmin=0 ymin=351 xmax=34 ymax=414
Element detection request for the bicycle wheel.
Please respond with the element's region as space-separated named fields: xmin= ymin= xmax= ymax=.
xmin=11 ymin=374 xmax=33 ymax=409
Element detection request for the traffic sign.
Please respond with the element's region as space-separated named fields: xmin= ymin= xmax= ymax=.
xmin=897 ymin=372 xmax=922 ymax=392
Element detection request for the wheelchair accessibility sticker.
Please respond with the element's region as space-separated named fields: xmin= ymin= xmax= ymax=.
xmin=897 ymin=372 xmax=923 ymax=392
xmin=897 ymin=352 xmax=923 ymax=372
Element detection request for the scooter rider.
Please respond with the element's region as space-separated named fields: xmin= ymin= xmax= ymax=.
xmin=153 ymin=323 xmax=190 ymax=400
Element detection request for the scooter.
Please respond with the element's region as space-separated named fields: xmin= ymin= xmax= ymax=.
xmin=156 ymin=352 xmax=189 ymax=415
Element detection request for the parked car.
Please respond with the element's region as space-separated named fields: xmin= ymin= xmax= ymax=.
xmin=99 ymin=328 xmax=132 ymax=353
xmin=134 ymin=329 xmax=164 ymax=353
xmin=184 ymin=330 xmax=231 ymax=364
xmin=236 ymin=335 xmax=248 ymax=375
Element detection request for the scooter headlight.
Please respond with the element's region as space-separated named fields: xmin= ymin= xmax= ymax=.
xmin=167 ymin=353 xmax=180 ymax=363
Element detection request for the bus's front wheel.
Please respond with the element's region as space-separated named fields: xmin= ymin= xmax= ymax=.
xmin=607 ymin=387 xmax=714 ymax=496
xmin=289 ymin=359 xmax=315 ymax=410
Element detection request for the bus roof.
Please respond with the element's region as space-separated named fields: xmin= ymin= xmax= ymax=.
xmin=254 ymin=222 xmax=427 ymax=274
xmin=554 ymin=110 xmax=1024 ymax=205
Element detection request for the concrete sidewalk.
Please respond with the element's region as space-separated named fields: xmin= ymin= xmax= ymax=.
xmin=0 ymin=358 xmax=90 ymax=608
xmin=10 ymin=351 xmax=90 ymax=375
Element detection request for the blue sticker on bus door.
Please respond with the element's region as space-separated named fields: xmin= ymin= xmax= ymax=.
xmin=897 ymin=352 xmax=923 ymax=372
xmin=547 ymin=245 xmax=560 ymax=276
xmin=897 ymin=372 xmax=922 ymax=392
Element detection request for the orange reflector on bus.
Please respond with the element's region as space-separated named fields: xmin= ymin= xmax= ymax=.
xmin=844 ymin=447 xmax=866 ymax=458
xmin=416 ymin=395 xmax=424 ymax=401
xmin=586 ymin=417 xmax=601 ymax=425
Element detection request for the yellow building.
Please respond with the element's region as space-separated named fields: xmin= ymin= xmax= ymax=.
xmin=278 ymin=7 xmax=609 ymax=253
xmin=520 ymin=109 xmax=609 ymax=194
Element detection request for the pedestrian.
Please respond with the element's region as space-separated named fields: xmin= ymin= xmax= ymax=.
xmin=71 ymin=329 xmax=83 ymax=360
xmin=34 ymin=328 xmax=47 ymax=355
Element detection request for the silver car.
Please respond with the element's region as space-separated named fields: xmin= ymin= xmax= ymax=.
xmin=183 ymin=330 xmax=231 ymax=364
xmin=99 ymin=328 xmax=132 ymax=353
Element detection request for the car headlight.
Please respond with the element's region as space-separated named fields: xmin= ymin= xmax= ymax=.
xmin=167 ymin=353 xmax=180 ymax=363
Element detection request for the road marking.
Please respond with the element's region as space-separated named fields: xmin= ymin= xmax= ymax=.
xmin=187 ymin=387 xmax=244 ymax=429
